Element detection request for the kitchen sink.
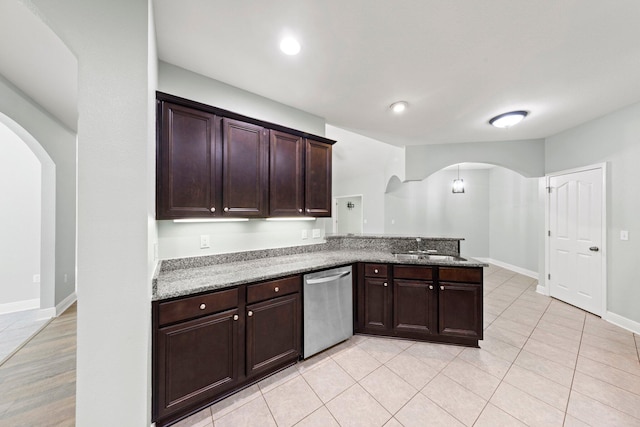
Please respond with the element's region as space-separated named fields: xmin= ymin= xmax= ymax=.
xmin=392 ymin=252 xmax=467 ymax=262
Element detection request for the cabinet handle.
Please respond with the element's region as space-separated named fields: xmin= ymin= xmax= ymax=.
xmin=374 ymin=269 xmax=379 ymax=274
xmin=429 ymin=285 xmax=434 ymax=290
xmin=383 ymin=282 xmax=388 ymax=287
xmin=306 ymin=209 xmax=310 ymax=213
xmin=199 ymin=303 xmax=206 ymax=310
xmin=224 ymin=207 xmax=229 ymax=212
xmin=233 ymin=314 xmax=239 ymax=321
xmin=210 ymin=207 xmax=215 ymax=213
xmin=440 ymin=286 xmax=445 ymax=291
xmin=274 ymin=287 xmax=279 ymax=293
xmin=298 ymin=208 xmax=303 ymax=213
xmin=248 ymin=311 xmax=253 ymax=317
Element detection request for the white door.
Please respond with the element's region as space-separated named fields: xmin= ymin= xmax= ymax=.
xmin=548 ymin=167 xmax=604 ymax=315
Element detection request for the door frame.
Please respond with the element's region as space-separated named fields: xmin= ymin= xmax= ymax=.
xmin=543 ymin=162 xmax=607 ymax=317
xmin=333 ymin=194 xmax=364 ymax=234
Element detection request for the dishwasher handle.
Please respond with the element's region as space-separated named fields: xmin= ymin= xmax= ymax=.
xmin=306 ymin=271 xmax=351 ymax=285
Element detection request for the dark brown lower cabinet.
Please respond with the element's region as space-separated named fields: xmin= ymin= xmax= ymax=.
xmin=438 ymin=281 xmax=482 ymax=339
xmin=246 ymin=293 xmax=301 ymax=378
xmin=357 ymin=263 xmax=483 ymax=346
xmin=393 ymin=279 xmax=437 ymax=336
xmin=156 ymin=308 xmax=240 ymax=420
xmin=153 ymin=276 xmax=302 ymax=427
xmin=363 ymin=277 xmax=392 ymax=331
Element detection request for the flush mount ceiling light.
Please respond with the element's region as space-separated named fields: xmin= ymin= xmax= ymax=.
xmin=279 ymin=37 xmax=301 ymax=55
xmin=489 ymin=110 xmax=528 ymax=128
xmin=390 ymin=101 xmax=408 ymax=114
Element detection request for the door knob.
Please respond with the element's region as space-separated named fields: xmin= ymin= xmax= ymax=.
xmin=233 ymin=314 xmax=239 ymax=321
xmin=440 ymin=286 xmax=444 ymax=291
xmin=274 ymin=287 xmax=279 ymax=293
xmin=589 ymin=246 xmax=600 ymax=252
xmin=210 ymin=207 xmax=215 ymax=213
xmin=383 ymin=282 xmax=388 ymax=287
xmin=248 ymin=311 xmax=253 ymax=317
xmin=429 ymin=285 xmax=434 ymax=290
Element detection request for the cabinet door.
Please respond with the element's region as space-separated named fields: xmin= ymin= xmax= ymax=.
xmin=157 ymin=102 xmax=220 ymax=219
xmin=394 ymin=279 xmax=437 ymax=336
xmin=246 ymin=293 xmax=301 ymax=378
xmin=304 ymin=139 xmax=332 ymax=217
xmin=269 ymin=131 xmax=304 ymax=217
xmin=222 ymin=118 xmax=268 ymax=217
xmin=363 ymin=277 xmax=392 ymax=331
xmin=438 ymin=282 xmax=482 ymax=339
xmin=156 ymin=308 xmax=240 ymax=419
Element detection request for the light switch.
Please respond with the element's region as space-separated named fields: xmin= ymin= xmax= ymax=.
xmin=200 ymin=235 xmax=211 ymax=249
xmin=301 ymin=229 xmax=308 ymax=239
xmin=620 ymin=230 xmax=629 ymax=241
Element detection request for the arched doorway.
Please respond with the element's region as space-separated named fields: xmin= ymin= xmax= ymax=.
xmin=0 ymin=114 xmax=56 ymax=315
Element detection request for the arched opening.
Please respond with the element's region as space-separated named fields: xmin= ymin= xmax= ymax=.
xmin=0 ymin=114 xmax=56 ymax=315
xmin=384 ymin=163 xmax=543 ymax=276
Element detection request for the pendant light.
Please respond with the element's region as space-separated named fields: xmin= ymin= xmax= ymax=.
xmin=452 ymin=164 xmax=465 ymax=193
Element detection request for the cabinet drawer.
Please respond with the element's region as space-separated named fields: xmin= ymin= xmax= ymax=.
xmin=393 ymin=265 xmax=434 ymax=280
xmin=364 ymin=264 xmax=388 ymax=278
xmin=439 ymin=267 xmax=482 ymax=284
xmin=247 ymin=276 xmax=301 ymax=304
xmin=158 ymin=287 xmax=239 ymax=327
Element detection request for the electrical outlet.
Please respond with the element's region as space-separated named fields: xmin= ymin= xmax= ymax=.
xmin=33 ymin=274 xmax=40 ymax=283
xmin=621 ymin=230 xmax=629 ymax=241
xmin=312 ymin=229 xmax=321 ymax=238
xmin=200 ymin=235 xmax=211 ymax=249
xmin=301 ymin=229 xmax=308 ymax=239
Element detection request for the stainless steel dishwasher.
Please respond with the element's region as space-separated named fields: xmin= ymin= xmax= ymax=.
xmin=303 ymin=265 xmax=353 ymax=358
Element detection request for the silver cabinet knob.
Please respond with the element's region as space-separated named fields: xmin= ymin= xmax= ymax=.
xmin=440 ymin=286 xmax=444 ymax=291
xmin=199 ymin=303 xmax=206 ymax=310
xmin=298 ymin=208 xmax=303 ymax=213
xmin=306 ymin=208 xmax=310 ymax=213
xmin=210 ymin=207 xmax=215 ymax=213
xmin=274 ymin=287 xmax=279 ymax=293
xmin=374 ymin=269 xmax=379 ymax=274
xmin=233 ymin=314 xmax=239 ymax=321
xmin=383 ymin=282 xmax=388 ymax=287
xmin=224 ymin=207 xmax=229 ymax=212
xmin=429 ymin=285 xmax=434 ymax=290
xmin=248 ymin=311 xmax=253 ymax=317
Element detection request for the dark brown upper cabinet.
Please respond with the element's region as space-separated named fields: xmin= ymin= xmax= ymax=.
xmin=305 ymin=140 xmax=332 ymax=217
xmin=156 ymin=92 xmax=335 ymax=220
xmin=269 ymin=131 xmax=304 ymax=217
xmin=222 ymin=118 xmax=268 ymax=217
xmin=156 ymin=102 xmax=221 ymax=219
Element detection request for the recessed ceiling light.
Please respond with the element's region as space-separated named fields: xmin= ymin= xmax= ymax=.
xmin=489 ymin=110 xmax=528 ymax=128
xmin=390 ymin=101 xmax=408 ymax=114
xmin=280 ymin=37 xmax=301 ymax=55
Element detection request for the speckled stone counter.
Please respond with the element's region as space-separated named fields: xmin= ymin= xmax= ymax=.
xmin=153 ymin=235 xmax=487 ymax=301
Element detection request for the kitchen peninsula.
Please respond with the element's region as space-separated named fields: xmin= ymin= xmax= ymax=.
xmin=152 ymin=235 xmax=487 ymax=426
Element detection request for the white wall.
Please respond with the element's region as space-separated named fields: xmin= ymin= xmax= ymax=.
xmin=546 ymin=101 xmax=640 ymax=325
xmin=28 ymin=0 xmax=154 ymax=425
xmin=328 ymin=125 xmax=405 ymax=233
xmin=0 ymin=122 xmax=41 ymax=308
xmin=405 ymin=138 xmax=545 ymax=180
xmin=489 ymin=167 xmax=541 ymax=273
xmin=385 ymin=169 xmax=491 ymax=257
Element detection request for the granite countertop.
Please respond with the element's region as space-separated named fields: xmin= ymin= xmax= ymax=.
xmin=153 ymin=238 xmax=487 ymax=301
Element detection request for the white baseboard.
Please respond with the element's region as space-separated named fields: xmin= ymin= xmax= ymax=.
xmin=56 ymin=291 xmax=77 ymax=316
xmin=536 ymin=284 xmax=549 ymax=296
xmin=605 ymin=311 xmax=640 ymax=335
xmin=0 ymin=298 xmax=39 ymax=315
xmin=475 ymin=257 xmax=539 ymax=279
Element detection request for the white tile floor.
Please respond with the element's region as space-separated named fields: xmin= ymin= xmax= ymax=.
xmin=0 ymin=308 xmax=50 ymax=365
xmin=175 ymin=264 xmax=640 ymax=427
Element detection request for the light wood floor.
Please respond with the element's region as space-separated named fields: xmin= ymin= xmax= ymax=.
xmin=0 ymin=303 xmax=76 ymax=426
